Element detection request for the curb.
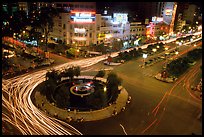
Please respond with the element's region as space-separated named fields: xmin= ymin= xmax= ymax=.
xmin=34 ymin=76 xmax=129 ymax=122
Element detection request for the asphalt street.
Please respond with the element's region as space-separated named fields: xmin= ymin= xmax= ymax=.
xmin=71 ymin=42 xmax=202 ymax=135
xmin=2 ymin=36 xmax=202 ymax=135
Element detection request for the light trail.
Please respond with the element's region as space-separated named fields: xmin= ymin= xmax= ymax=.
xmin=2 ymin=32 xmax=201 ymax=135
xmin=2 ymin=57 xmax=108 ymax=135
xmin=142 ymin=61 xmax=202 ymax=134
xmin=119 ymin=124 xmax=128 ymax=135
xmin=141 ymin=119 xmax=158 ymax=134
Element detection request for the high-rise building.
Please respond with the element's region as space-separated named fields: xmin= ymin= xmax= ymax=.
xmin=161 ymin=2 xmax=177 ymax=34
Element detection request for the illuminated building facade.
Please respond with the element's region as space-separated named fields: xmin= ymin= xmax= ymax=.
xmin=50 ymin=4 xmax=131 ymax=47
xmin=146 ymin=2 xmax=177 ymax=38
xmin=96 ymin=13 xmax=130 ymax=46
xmin=50 ymin=2 xmax=96 ymax=47
xmin=146 ymin=17 xmax=169 ymax=39
xmin=130 ymin=22 xmax=146 ymax=39
xmin=161 ymin=2 xmax=177 ymax=34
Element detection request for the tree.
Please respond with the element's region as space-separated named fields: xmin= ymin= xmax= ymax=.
xmin=112 ymin=39 xmax=123 ymax=51
xmin=2 ymin=7 xmax=28 ymax=37
xmin=45 ymin=69 xmax=61 ymax=83
xmin=166 ymin=57 xmax=189 ymax=77
xmin=74 ymin=66 xmax=81 ymax=77
xmin=106 ymin=72 xmax=122 ymax=102
xmin=55 ymin=85 xmax=70 ymax=108
xmin=63 ymin=66 xmax=81 ymax=81
xmin=64 ymin=67 xmax=75 ymax=81
xmin=32 ymin=7 xmax=58 ymax=51
xmin=95 ymin=69 xmax=105 ymax=79
xmin=44 ymin=78 xmax=57 ymax=102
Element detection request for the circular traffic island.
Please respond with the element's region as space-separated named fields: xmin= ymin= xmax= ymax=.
xmin=32 ymin=75 xmax=129 ymax=122
xmin=52 ymin=77 xmax=109 ymax=111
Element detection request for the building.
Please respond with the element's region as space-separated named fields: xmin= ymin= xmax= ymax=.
xmin=174 ymin=2 xmax=201 ymax=32
xmin=175 ymin=13 xmax=186 ymax=32
xmin=50 ymin=2 xmax=132 ymax=48
xmin=146 ymin=17 xmax=169 ymax=39
xmin=18 ymin=2 xmax=28 ymax=14
xmin=130 ymin=22 xmax=146 ymax=39
xmin=49 ymin=2 xmax=96 ymax=48
xmin=161 ymin=2 xmax=177 ymax=34
xmin=183 ymin=4 xmax=197 ymax=25
xmin=97 ymin=13 xmax=130 ymax=46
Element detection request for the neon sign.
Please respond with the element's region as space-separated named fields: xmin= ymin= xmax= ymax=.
xmin=113 ymin=13 xmax=128 ymax=24
xmin=152 ymin=16 xmax=163 ymax=22
xmin=71 ymin=11 xmax=95 ymax=23
xmin=165 ymin=9 xmax=172 ymax=16
xmin=74 ymin=28 xmax=86 ymax=33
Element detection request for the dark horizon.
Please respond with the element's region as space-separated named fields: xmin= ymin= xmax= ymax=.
xmin=96 ymin=2 xmax=202 ymax=21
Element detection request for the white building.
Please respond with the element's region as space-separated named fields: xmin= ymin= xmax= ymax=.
xmin=49 ymin=2 xmax=96 ymax=48
xmin=50 ymin=9 xmax=131 ymax=48
xmin=96 ymin=13 xmax=130 ymax=46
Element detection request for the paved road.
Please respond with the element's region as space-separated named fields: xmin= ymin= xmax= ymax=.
xmin=70 ymin=42 xmax=202 ymax=135
xmin=2 ymin=36 xmax=202 ymax=135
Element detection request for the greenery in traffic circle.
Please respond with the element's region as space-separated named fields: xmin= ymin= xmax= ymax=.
xmin=41 ymin=68 xmax=123 ymax=111
xmin=166 ymin=48 xmax=202 ymax=77
xmin=106 ymin=72 xmax=122 ymax=103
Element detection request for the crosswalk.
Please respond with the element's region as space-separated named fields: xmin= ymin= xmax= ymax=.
xmin=143 ymin=73 xmax=156 ymax=78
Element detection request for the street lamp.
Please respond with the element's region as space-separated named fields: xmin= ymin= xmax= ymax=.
xmin=157 ymin=46 xmax=160 ymax=49
xmin=165 ymin=52 xmax=169 ymax=67
xmin=142 ymin=53 xmax=147 ymax=68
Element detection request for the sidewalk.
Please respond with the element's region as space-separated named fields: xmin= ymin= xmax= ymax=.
xmin=33 ymin=76 xmax=129 ymax=122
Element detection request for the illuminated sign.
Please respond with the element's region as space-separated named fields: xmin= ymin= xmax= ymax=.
xmin=152 ymin=16 xmax=163 ymax=22
xmin=73 ymin=36 xmax=87 ymax=41
xmin=73 ymin=18 xmax=93 ymax=23
xmin=105 ymin=34 xmax=112 ymax=39
xmin=165 ymin=9 xmax=172 ymax=16
xmin=113 ymin=13 xmax=128 ymax=24
xmin=74 ymin=28 xmax=86 ymax=33
xmin=71 ymin=11 xmax=95 ymax=23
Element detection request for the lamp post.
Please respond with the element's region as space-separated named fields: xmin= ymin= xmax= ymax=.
xmin=142 ymin=53 xmax=147 ymax=68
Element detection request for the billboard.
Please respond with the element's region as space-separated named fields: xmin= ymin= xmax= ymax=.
xmin=113 ymin=13 xmax=128 ymax=24
xmin=74 ymin=28 xmax=86 ymax=33
xmin=152 ymin=16 xmax=163 ymax=22
xmin=165 ymin=9 xmax=172 ymax=16
xmin=70 ymin=11 xmax=95 ymax=23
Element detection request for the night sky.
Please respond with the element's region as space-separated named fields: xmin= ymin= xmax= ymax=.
xmin=96 ymin=2 xmax=202 ymax=21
